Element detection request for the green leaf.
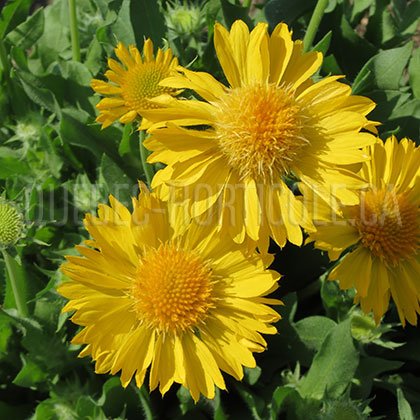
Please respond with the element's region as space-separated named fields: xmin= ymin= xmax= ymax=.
xmin=6 ymin=7 xmax=44 ymax=50
xmin=220 ymin=0 xmax=253 ymax=29
xmin=331 ymin=9 xmax=377 ymax=79
xmin=365 ymin=0 xmax=397 ymax=46
xmin=320 ymin=272 xmax=354 ymax=320
xmin=97 ymin=377 xmax=139 ymax=419
xmin=13 ymin=353 xmax=50 ymax=387
xmin=389 ymin=98 xmax=420 ymax=120
xmin=350 ymin=0 xmax=374 ymax=24
xmin=130 ymin=0 xmax=166 ymax=47
xmin=10 ymin=45 xmax=29 ymax=70
xmin=234 ymin=382 xmax=265 ymax=420
xmin=312 ymin=31 xmax=332 ymax=56
xmin=34 ymin=398 xmax=77 ymax=420
xmin=299 ymin=318 xmax=359 ymax=400
xmin=265 ymin=0 xmax=317 ymax=26
xmin=99 ymin=154 xmax=134 ymax=207
xmin=36 ymin=0 xmax=70 ymax=70
xmin=322 ymin=54 xmax=343 ymax=75
xmin=399 ymin=0 xmax=420 ymax=37
xmin=15 ymin=69 xmax=61 ymax=116
xmin=353 ymin=42 xmax=413 ymax=93
xmin=59 ymin=108 xmax=139 ymax=182
xmin=294 ymin=316 xmax=337 ymax=353
xmin=85 ymin=38 xmax=103 ymax=76
xmin=76 ymin=396 xmax=106 ymax=420
xmin=0 ymin=0 xmax=32 ymax=38
xmin=243 ymin=366 xmax=262 ymax=386
xmin=0 ymin=156 xmax=30 ymax=178
xmin=271 ymin=386 xmax=298 ymax=417
xmin=112 ymin=0 xmax=135 ymax=45
xmin=408 ymin=47 xmax=420 ymax=99
xmin=0 ymin=401 xmax=31 ymax=420
xmin=214 ymin=387 xmax=228 ymax=420
xmin=119 ymin=122 xmax=137 ymax=157
xmin=353 ymin=356 xmax=404 ymax=399
xmin=397 ymin=388 xmax=414 ymax=420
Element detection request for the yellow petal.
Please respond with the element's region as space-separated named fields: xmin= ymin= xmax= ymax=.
xmin=214 ymin=22 xmax=241 ymax=88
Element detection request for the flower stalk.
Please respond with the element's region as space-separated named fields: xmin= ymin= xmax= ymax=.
xmin=68 ymin=0 xmax=81 ymax=62
xmin=139 ymin=130 xmax=154 ymax=188
xmin=303 ymin=0 xmax=329 ymax=52
xmin=2 ymin=249 xmax=28 ymax=318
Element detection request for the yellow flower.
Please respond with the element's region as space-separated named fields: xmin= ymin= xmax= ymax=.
xmin=91 ymin=40 xmax=179 ymax=129
xmin=306 ymin=137 xmax=420 ymax=326
xmin=139 ymin=20 xmax=376 ymax=251
xmin=58 ymin=184 xmax=281 ymax=402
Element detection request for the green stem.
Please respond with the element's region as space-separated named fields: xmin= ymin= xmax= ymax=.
xmin=0 ymin=36 xmax=14 ymax=103
xmin=0 ymin=37 xmax=10 ymax=77
xmin=68 ymin=0 xmax=81 ymax=62
xmin=303 ymin=0 xmax=329 ymax=52
xmin=2 ymin=249 xmax=28 ymax=318
xmin=138 ymin=385 xmax=154 ymax=420
xmin=139 ymin=130 xmax=154 ymax=188
xmin=243 ymin=0 xmax=252 ymax=10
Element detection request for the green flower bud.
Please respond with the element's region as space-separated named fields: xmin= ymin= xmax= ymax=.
xmin=14 ymin=121 xmax=39 ymax=142
xmin=0 ymin=201 xmax=24 ymax=248
xmin=165 ymin=1 xmax=203 ymax=37
xmin=351 ymin=309 xmax=381 ymax=343
xmin=323 ymin=401 xmax=366 ymax=420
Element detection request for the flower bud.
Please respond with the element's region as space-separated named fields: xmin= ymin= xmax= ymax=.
xmin=0 ymin=201 xmax=24 ymax=248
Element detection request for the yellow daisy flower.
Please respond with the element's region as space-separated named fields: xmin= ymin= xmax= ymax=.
xmin=306 ymin=137 xmax=420 ymax=326
xmin=58 ymin=184 xmax=281 ymax=402
xmin=139 ymin=20 xmax=376 ymax=251
xmin=91 ymin=40 xmax=180 ymax=129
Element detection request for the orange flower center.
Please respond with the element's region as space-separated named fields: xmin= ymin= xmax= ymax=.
xmin=353 ymin=188 xmax=420 ymax=264
xmin=214 ymin=83 xmax=308 ymax=181
xmin=121 ymin=62 xmax=173 ymax=112
xmin=131 ymin=242 xmax=215 ymax=333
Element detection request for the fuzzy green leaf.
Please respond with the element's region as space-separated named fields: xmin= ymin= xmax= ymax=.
xmin=353 ymin=42 xmax=413 ymax=93
xmin=294 ymin=316 xmax=337 ymax=353
xmin=299 ymin=318 xmax=359 ymax=399
xmin=408 ymin=47 xmax=420 ymax=99
xmin=397 ymin=388 xmax=414 ymax=420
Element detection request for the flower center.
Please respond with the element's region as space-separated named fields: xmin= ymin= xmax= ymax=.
xmin=121 ymin=62 xmax=173 ymax=112
xmin=214 ymin=83 xmax=308 ymax=180
xmin=131 ymin=242 xmax=215 ymax=333
xmin=352 ymin=188 xmax=420 ymax=264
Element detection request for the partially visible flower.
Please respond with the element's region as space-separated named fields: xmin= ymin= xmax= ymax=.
xmin=306 ymin=137 xmax=420 ymax=326
xmin=58 ymin=183 xmax=281 ymax=402
xmin=0 ymin=200 xmax=24 ymax=248
xmin=321 ymin=399 xmax=367 ymax=420
xmin=140 ymin=20 xmax=376 ymax=251
xmin=165 ymin=0 xmax=204 ymax=38
xmin=91 ymin=40 xmax=180 ymax=129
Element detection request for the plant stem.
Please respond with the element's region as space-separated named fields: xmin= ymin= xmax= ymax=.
xmin=243 ymin=0 xmax=252 ymax=10
xmin=68 ymin=0 xmax=81 ymax=62
xmin=138 ymin=385 xmax=154 ymax=420
xmin=139 ymin=130 xmax=154 ymax=188
xmin=0 ymin=37 xmax=10 ymax=77
xmin=303 ymin=0 xmax=329 ymax=52
xmin=2 ymin=249 xmax=28 ymax=318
